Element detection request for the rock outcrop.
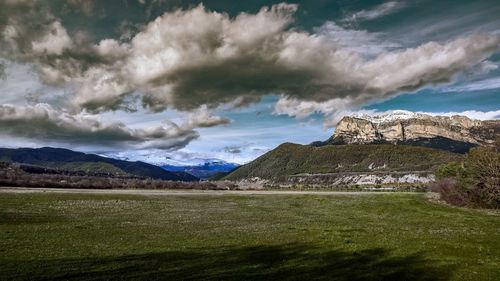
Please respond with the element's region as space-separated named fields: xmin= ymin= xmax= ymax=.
xmin=323 ymin=111 xmax=499 ymax=153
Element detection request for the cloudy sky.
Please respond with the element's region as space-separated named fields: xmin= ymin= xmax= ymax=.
xmin=1 ymin=0 xmax=499 ymax=165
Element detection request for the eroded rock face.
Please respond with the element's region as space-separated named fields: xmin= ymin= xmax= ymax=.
xmin=331 ymin=111 xmax=499 ymax=148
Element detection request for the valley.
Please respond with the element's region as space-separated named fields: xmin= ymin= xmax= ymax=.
xmin=1 ymin=1 xmax=499 ymax=280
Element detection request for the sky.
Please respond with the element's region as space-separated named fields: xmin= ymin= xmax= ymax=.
xmin=0 ymin=0 xmax=499 ymax=165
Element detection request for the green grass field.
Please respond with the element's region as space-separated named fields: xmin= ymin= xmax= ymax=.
xmin=1 ymin=192 xmax=499 ymax=281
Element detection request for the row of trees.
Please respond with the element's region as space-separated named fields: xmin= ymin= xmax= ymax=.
xmin=0 ymin=162 xmax=239 ymax=190
xmin=432 ymin=145 xmax=499 ymax=209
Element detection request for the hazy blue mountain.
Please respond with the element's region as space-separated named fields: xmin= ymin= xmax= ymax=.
xmin=162 ymin=161 xmax=239 ymax=179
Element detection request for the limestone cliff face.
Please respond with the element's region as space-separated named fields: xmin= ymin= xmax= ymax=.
xmin=331 ymin=111 xmax=499 ymax=148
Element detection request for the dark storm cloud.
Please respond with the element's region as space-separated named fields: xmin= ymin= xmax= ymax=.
xmin=0 ymin=103 xmax=199 ymax=150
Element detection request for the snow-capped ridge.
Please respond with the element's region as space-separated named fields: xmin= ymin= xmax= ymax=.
xmin=353 ymin=110 xmax=436 ymax=124
xmin=330 ymin=110 xmax=499 ymax=151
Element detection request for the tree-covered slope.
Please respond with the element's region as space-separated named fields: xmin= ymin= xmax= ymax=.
xmin=224 ymin=143 xmax=462 ymax=180
xmin=0 ymin=147 xmax=198 ymax=181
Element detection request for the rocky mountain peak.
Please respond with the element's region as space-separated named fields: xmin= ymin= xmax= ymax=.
xmin=327 ymin=111 xmax=499 ymax=153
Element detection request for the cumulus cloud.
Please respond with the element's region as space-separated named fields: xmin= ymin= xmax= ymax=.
xmin=118 ymin=3 xmax=300 ymax=111
xmin=1 ymin=1 xmax=58 ymax=58
xmin=0 ymin=103 xmax=198 ymax=150
xmin=273 ymin=96 xmax=373 ymax=128
xmin=274 ymin=33 xmax=500 ymax=124
xmin=72 ymin=67 xmax=133 ymax=112
xmin=3 ymin=2 xmax=499 ymax=115
xmin=184 ymin=105 xmax=231 ymax=128
xmin=60 ymin=4 xmax=498 ymax=115
xmin=359 ymin=35 xmax=500 ymax=95
xmin=1 ymin=2 xmax=499 ymax=139
xmin=274 ymin=96 xmax=351 ymax=119
xmin=93 ymin=39 xmax=130 ymax=60
xmin=31 ymin=21 xmax=73 ymax=55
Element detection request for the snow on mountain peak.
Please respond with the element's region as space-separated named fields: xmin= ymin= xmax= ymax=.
xmin=352 ymin=110 xmax=430 ymax=123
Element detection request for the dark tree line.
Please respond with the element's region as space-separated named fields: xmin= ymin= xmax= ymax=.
xmin=0 ymin=162 xmax=239 ymax=190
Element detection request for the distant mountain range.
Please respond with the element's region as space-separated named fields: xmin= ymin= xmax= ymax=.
xmin=0 ymin=147 xmax=198 ymax=181
xmin=162 ymin=161 xmax=239 ymax=179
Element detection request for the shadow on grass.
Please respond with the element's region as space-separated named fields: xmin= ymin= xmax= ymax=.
xmin=1 ymin=244 xmax=453 ymax=281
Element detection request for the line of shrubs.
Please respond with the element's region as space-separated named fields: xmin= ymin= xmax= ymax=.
xmin=431 ymin=145 xmax=499 ymax=209
xmin=0 ymin=162 xmax=238 ymax=190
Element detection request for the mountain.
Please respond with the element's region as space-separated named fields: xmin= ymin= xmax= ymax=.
xmin=313 ymin=111 xmax=499 ymax=153
xmin=0 ymin=147 xmax=198 ymax=181
xmin=224 ymin=143 xmax=462 ymax=181
xmin=225 ymin=112 xmax=498 ymax=186
xmin=162 ymin=161 xmax=239 ymax=179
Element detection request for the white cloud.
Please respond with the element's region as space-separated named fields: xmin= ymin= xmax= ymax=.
xmin=184 ymin=105 xmax=231 ymax=128
xmin=441 ymin=76 xmax=500 ymax=92
xmin=2 ymin=24 xmax=19 ymax=50
xmin=93 ymin=39 xmax=130 ymax=59
xmin=274 ymin=32 xmax=500 ymax=123
xmin=314 ymin=21 xmax=400 ymax=57
xmin=417 ymin=110 xmax=500 ymax=121
xmin=274 ymin=96 xmax=352 ymax=119
xmin=342 ymin=1 xmax=405 ymax=24
xmin=72 ymin=67 xmax=133 ymax=112
xmin=359 ymin=34 xmax=500 ymax=97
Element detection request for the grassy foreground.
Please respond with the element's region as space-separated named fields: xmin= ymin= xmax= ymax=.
xmin=0 ymin=192 xmax=499 ymax=281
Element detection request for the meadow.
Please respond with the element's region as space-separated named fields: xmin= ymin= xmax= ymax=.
xmin=0 ymin=191 xmax=499 ymax=281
